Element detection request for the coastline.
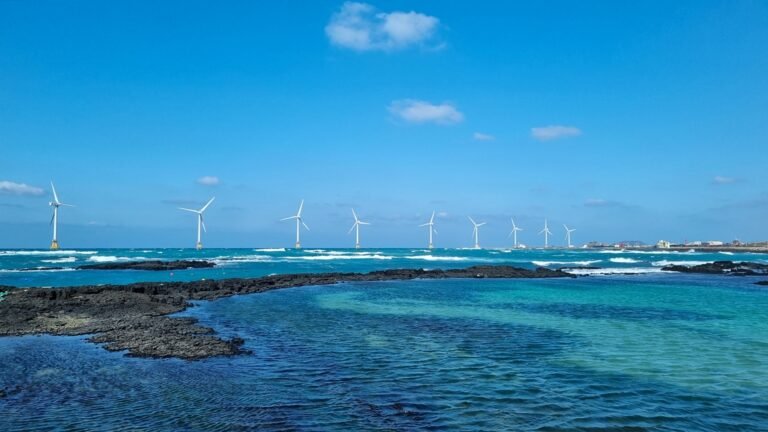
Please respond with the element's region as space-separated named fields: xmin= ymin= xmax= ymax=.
xmin=0 ymin=265 xmax=569 ymax=360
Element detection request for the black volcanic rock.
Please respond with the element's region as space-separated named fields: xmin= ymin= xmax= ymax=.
xmin=0 ymin=265 xmax=570 ymax=360
xmin=661 ymin=260 xmax=768 ymax=276
xmin=78 ymin=260 xmax=215 ymax=271
xmin=756 ymin=281 xmax=768 ymax=286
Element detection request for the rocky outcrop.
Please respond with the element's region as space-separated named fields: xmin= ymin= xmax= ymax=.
xmin=77 ymin=260 xmax=215 ymax=271
xmin=0 ymin=265 xmax=570 ymax=360
xmin=661 ymin=261 xmax=768 ymax=276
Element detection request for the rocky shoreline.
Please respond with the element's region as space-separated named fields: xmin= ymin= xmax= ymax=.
xmin=77 ymin=259 xmax=215 ymax=271
xmin=0 ymin=265 xmax=569 ymax=360
xmin=661 ymin=261 xmax=768 ymax=276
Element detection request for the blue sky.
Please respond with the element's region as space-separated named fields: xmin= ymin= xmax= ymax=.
xmin=1 ymin=0 xmax=766 ymax=248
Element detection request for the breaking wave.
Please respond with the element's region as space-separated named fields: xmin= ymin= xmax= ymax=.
xmin=651 ymin=260 xmax=712 ymax=267
xmin=533 ymin=260 xmax=602 ymax=267
xmin=564 ymin=267 xmax=664 ymax=276
xmin=609 ymin=257 xmax=641 ymax=264
xmin=41 ymin=257 xmax=78 ymax=264
xmin=405 ymin=255 xmax=471 ymax=262
xmin=0 ymin=250 xmax=97 ymax=256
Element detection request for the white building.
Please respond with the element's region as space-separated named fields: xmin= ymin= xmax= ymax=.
xmin=656 ymin=240 xmax=671 ymax=249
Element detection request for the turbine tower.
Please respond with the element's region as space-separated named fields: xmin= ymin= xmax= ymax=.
xmin=539 ymin=219 xmax=553 ymax=248
xmin=564 ymin=224 xmax=576 ymax=248
xmin=468 ymin=216 xmax=486 ymax=249
xmin=48 ymin=182 xmax=74 ymax=250
xmin=419 ymin=211 xmax=437 ymax=249
xmin=509 ymin=218 xmax=523 ymax=248
xmin=349 ymin=208 xmax=370 ymax=249
xmin=179 ymin=197 xmax=215 ymax=250
xmin=281 ymin=199 xmax=309 ymax=249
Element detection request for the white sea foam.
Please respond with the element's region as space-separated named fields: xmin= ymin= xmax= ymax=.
xmin=651 ymin=260 xmax=711 ymax=267
xmin=253 ymin=248 xmax=286 ymax=252
xmin=533 ymin=260 xmax=602 ymax=267
xmin=598 ymin=249 xmax=626 ymax=254
xmin=0 ymin=267 xmax=77 ymax=273
xmin=564 ymin=267 xmax=664 ymax=276
xmin=86 ymin=256 xmax=147 ymax=263
xmin=609 ymin=257 xmax=641 ymax=264
xmin=0 ymin=250 xmax=98 ymax=257
xmin=213 ymin=255 xmax=273 ymax=264
xmin=719 ymin=251 xmax=734 ymax=256
xmin=41 ymin=257 xmax=78 ymax=264
xmin=289 ymin=253 xmax=393 ymax=261
xmin=405 ymin=255 xmax=470 ymax=262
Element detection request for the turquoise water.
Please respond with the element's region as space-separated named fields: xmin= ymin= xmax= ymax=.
xmin=2 ymin=249 xmax=767 ymax=429
xmin=2 ymin=247 xmax=767 ymax=287
xmin=2 ymin=271 xmax=768 ymax=430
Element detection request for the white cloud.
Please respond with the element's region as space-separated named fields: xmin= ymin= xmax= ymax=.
xmin=196 ymin=176 xmax=220 ymax=186
xmin=473 ymin=132 xmax=495 ymax=141
xmin=712 ymin=175 xmax=736 ymax=185
xmin=388 ymin=99 xmax=464 ymax=125
xmin=326 ymin=2 xmax=440 ymax=52
xmin=0 ymin=180 xmax=45 ymax=196
xmin=531 ymin=125 xmax=582 ymax=141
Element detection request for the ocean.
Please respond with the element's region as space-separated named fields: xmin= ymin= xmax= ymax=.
xmin=1 ymin=248 xmax=768 ymax=430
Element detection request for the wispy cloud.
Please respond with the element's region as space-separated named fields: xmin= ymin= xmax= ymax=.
xmin=531 ymin=125 xmax=582 ymax=141
xmin=196 ymin=176 xmax=220 ymax=186
xmin=389 ymin=99 xmax=464 ymax=125
xmin=0 ymin=180 xmax=45 ymax=196
xmin=712 ymin=175 xmax=737 ymax=185
xmin=473 ymin=132 xmax=495 ymax=141
xmin=326 ymin=2 xmax=440 ymax=52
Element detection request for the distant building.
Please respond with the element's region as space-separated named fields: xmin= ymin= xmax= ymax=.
xmin=656 ymin=240 xmax=671 ymax=249
xmin=705 ymin=241 xmax=724 ymax=246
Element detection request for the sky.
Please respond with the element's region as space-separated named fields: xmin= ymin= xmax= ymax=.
xmin=1 ymin=0 xmax=766 ymax=248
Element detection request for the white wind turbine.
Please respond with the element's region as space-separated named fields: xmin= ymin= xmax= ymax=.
xmin=178 ymin=197 xmax=215 ymax=250
xmin=419 ymin=211 xmax=437 ymax=249
xmin=539 ymin=219 xmax=553 ymax=248
xmin=564 ymin=224 xmax=576 ymax=248
xmin=48 ymin=182 xmax=75 ymax=250
xmin=349 ymin=208 xmax=370 ymax=249
xmin=468 ymin=216 xmax=486 ymax=249
xmin=281 ymin=200 xmax=309 ymax=249
xmin=509 ymin=218 xmax=523 ymax=249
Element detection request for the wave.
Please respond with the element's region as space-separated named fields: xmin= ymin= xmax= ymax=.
xmin=609 ymin=257 xmax=641 ymax=264
xmin=213 ymin=255 xmax=273 ymax=264
xmin=598 ymin=250 xmax=626 ymax=254
xmin=0 ymin=250 xmax=98 ymax=257
xmin=719 ymin=251 xmax=734 ymax=256
xmin=41 ymin=257 xmax=78 ymax=264
xmin=253 ymin=248 xmax=286 ymax=252
xmin=86 ymin=256 xmax=147 ymax=263
xmin=651 ymin=260 xmax=712 ymax=267
xmin=405 ymin=255 xmax=470 ymax=262
xmin=564 ymin=267 xmax=664 ymax=276
xmin=288 ymin=254 xmax=393 ymax=261
xmin=0 ymin=267 xmax=77 ymax=273
xmin=533 ymin=260 xmax=602 ymax=267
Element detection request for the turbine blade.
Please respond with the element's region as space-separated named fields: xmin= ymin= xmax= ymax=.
xmin=433 ymin=228 xmax=438 ymax=235
xmin=302 ymin=220 xmax=310 ymax=231
xmin=430 ymin=211 xmax=435 ymax=224
xmin=359 ymin=221 xmax=370 ymax=225
xmin=351 ymin=208 xmax=358 ymax=222
xmin=281 ymin=216 xmax=297 ymax=221
xmin=418 ymin=222 xmax=429 ymax=227
xmin=49 ymin=212 xmax=55 ymax=225
xmin=202 ymin=219 xmax=207 ymax=233
xmin=478 ymin=222 xmax=486 ymax=227
xmin=59 ymin=203 xmax=75 ymax=207
xmin=468 ymin=216 xmax=476 ymax=225
xmin=297 ymin=199 xmax=304 ymax=217
xmin=179 ymin=207 xmax=199 ymax=213
xmin=50 ymin=182 xmax=59 ymax=204
xmin=200 ymin=197 xmax=215 ymax=213
xmin=348 ymin=223 xmax=357 ymax=234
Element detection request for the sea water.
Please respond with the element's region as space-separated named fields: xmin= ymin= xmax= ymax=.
xmin=1 ymin=249 xmax=767 ymax=430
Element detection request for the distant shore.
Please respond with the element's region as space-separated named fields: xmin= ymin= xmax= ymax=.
xmin=0 ymin=265 xmax=569 ymax=360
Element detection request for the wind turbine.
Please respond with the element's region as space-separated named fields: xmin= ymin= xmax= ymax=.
xmin=48 ymin=182 xmax=74 ymax=250
xmin=564 ymin=224 xmax=576 ymax=248
xmin=349 ymin=208 xmax=370 ymax=249
xmin=468 ymin=216 xmax=486 ymax=249
xmin=281 ymin=200 xmax=309 ymax=249
xmin=178 ymin=197 xmax=215 ymax=250
xmin=509 ymin=218 xmax=523 ymax=248
xmin=419 ymin=211 xmax=437 ymax=249
xmin=539 ymin=219 xmax=553 ymax=248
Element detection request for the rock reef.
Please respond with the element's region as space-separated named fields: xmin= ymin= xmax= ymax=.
xmin=661 ymin=260 xmax=768 ymax=276
xmin=0 ymin=266 xmax=569 ymax=360
xmin=77 ymin=260 xmax=215 ymax=271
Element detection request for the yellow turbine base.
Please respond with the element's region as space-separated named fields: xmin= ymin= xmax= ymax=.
xmin=196 ymin=242 xmax=203 ymax=250
xmin=50 ymin=240 xmax=60 ymax=250
xmin=295 ymin=242 xmax=301 ymax=249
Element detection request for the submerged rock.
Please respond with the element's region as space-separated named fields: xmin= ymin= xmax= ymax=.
xmin=661 ymin=260 xmax=768 ymax=276
xmin=756 ymin=281 xmax=768 ymax=286
xmin=0 ymin=265 xmax=569 ymax=360
xmin=77 ymin=260 xmax=215 ymax=271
